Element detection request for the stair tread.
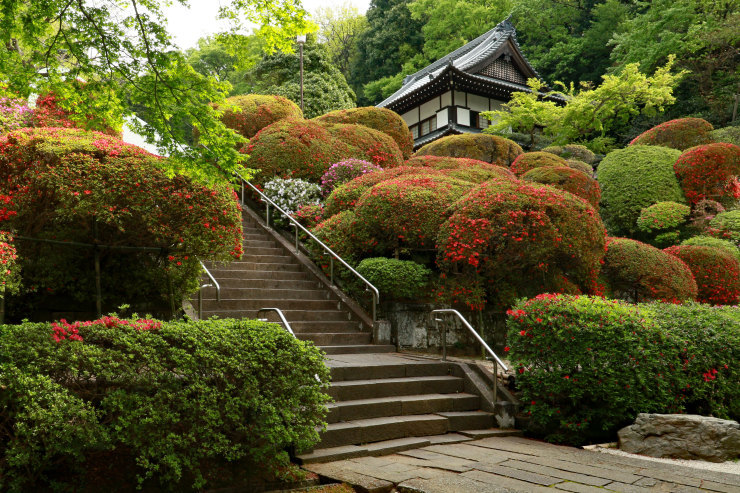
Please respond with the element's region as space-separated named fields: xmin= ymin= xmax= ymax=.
xmin=331 ymin=375 xmax=462 ymax=388
xmin=323 ymin=413 xmax=448 ymax=429
xmin=327 ymin=393 xmax=479 ymax=408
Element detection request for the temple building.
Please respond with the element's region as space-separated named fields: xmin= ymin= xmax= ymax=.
xmin=377 ymin=18 xmax=563 ymax=150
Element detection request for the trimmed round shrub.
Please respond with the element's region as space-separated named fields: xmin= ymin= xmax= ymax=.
xmin=0 ymin=317 xmax=329 ymax=491
xmin=682 ymin=235 xmax=740 ymax=262
xmin=509 ymin=151 xmax=568 ymax=176
xmin=711 ymin=126 xmax=740 ymax=146
xmin=262 ymin=177 xmax=321 ymax=215
xmin=709 ymin=209 xmax=740 ymax=243
xmin=542 ymin=144 xmax=596 ymax=164
xmin=437 ymin=180 xmax=606 ymax=309
xmin=0 ymin=231 xmax=20 ymax=296
xmin=405 ymin=155 xmax=516 ymax=183
xmin=673 ymin=143 xmax=740 ymax=206
xmin=413 ymin=133 xmax=523 ymax=167
xmin=601 ymin=237 xmax=697 ymax=303
xmin=598 ymin=145 xmax=685 ymax=235
xmin=314 ymin=106 xmax=414 ymax=158
xmin=565 ymin=159 xmax=593 ymax=176
xmin=324 ymin=123 xmax=404 ymax=168
xmin=629 ymin=117 xmax=714 ymax=150
xmin=292 ymin=203 xmax=325 ymax=229
xmin=354 ymin=175 xmax=473 ymax=252
xmin=0 ymin=128 xmax=242 ymax=319
xmin=356 ymin=257 xmax=431 ymax=299
xmin=320 ymin=159 xmax=382 ymax=196
xmin=636 ymin=201 xmax=691 ymax=233
xmin=323 ymin=166 xmax=444 ymax=217
xmin=214 ymin=94 xmax=302 ymax=139
xmin=522 ymin=166 xmax=600 ymax=208
xmin=311 ymin=210 xmax=369 ymax=260
xmin=664 ymin=245 xmax=740 ymax=305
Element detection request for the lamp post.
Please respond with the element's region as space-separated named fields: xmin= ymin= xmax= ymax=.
xmin=296 ymin=34 xmax=306 ymax=113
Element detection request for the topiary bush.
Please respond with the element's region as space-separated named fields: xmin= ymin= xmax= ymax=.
xmin=214 ymin=94 xmax=303 ymax=139
xmin=324 ymin=123 xmax=404 ymax=168
xmin=673 ymin=143 xmax=740 ymax=206
xmin=598 ymin=145 xmax=685 ymax=235
xmin=0 ymin=231 xmax=20 ymax=297
xmin=682 ymin=235 xmax=740 ymax=262
xmin=436 ymin=181 xmax=606 ymax=310
xmin=522 ymin=166 xmax=600 ymax=208
xmin=711 ymin=126 xmax=740 ymax=146
xmin=354 ymin=175 xmax=473 ymax=253
xmin=320 ymin=159 xmax=382 ymax=196
xmin=506 ymin=295 xmax=739 ymax=445
xmin=600 ymin=237 xmax=697 ymax=303
xmin=664 ymin=245 xmax=740 ymax=305
xmin=629 ymin=117 xmax=714 ymax=150
xmin=509 ymin=151 xmax=568 ymax=176
xmin=356 ymin=257 xmax=431 ymax=299
xmin=292 ymin=204 xmax=325 ymax=229
xmin=404 ymin=155 xmax=517 ymax=183
xmin=708 ymin=209 xmax=740 ymax=244
xmin=636 ymin=201 xmax=691 ymax=247
xmin=565 ymin=159 xmax=593 ymax=176
xmin=413 ymin=133 xmax=523 ymax=167
xmin=311 ymin=210 xmax=368 ymax=261
xmin=314 ymin=106 xmax=414 ymax=159
xmin=0 ymin=128 xmax=242 ymax=320
xmin=0 ymin=317 xmax=330 ymax=492
xmin=542 ymin=144 xmax=596 ymax=164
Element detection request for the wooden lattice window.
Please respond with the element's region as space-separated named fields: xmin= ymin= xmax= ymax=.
xmin=478 ymin=57 xmax=527 ymax=85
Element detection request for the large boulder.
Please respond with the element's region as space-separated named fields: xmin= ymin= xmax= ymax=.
xmin=618 ymin=413 xmax=740 ymax=462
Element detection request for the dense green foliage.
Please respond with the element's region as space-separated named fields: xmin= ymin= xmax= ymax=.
xmin=542 ymin=144 xmax=596 ymax=165
xmin=682 ymin=235 xmax=740 ymax=262
xmin=357 ymin=257 xmax=431 ymax=299
xmin=214 ymin=94 xmax=302 ymax=139
xmin=0 ymin=317 xmax=330 ymax=491
xmin=414 ymin=134 xmax=523 ymax=167
xmin=709 ymin=209 xmax=740 ymax=244
xmin=712 ymin=126 xmax=740 ymax=147
xmin=600 ymin=238 xmax=697 ymax=303
xmin=636 ymin=201 xmax=691 ymax=247
xmin=630 ymin=117 xmax=714 ymax=150
xmin=0 ymin=128 xmax=242 ymax=319
xmin=522 ymin=166 xmax=601 ymax=208
xmin=598 ymin=145 xmax=685 ymax=235
xmin=507 ymin=295 xmax=739 ymax=445
xmin=405 ymin=155 xmax=517 ymax=183
xmin=509 ymin=152 xmax=568 ymax=176
xmin=664 ymin=245 xmax=740 ymax=305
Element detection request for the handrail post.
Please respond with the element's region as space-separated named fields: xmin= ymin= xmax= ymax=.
xmin=330 ymin=257 xmax=334 ymax=284
xmin=372 ymin=292 xmax=377 ymax=324
xmin=492 ymin=359 xmax=498 ymax=404
xmin=294 ymin=224 xmax=299 ymax=251
xmin=266 ymin=203 xmax=270 ymax=227
xmin=198 ymin=288 xmax=203 ymax=320
xmin=442 ymin=318 xmax=447 ymax=361
xmin=240 ymin=181 xmax=245 ymax=205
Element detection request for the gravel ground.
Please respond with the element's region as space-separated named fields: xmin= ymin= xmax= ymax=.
xmin=587 ymin=444 xmax=740 ymax=475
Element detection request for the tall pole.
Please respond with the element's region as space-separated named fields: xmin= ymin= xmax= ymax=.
xmin=299 ymin=42 xmax=304 ymax=113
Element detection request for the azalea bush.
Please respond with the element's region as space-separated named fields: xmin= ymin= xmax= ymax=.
xmin=673 ymin=143 xmax=740 ymax=206
xmin=214 ymin=94 xmax=302 ymax=139
xmin=636 ymin=201 xmax=691 ymax=246
xmin=0 ymin=231 xmax=20 ymax=296
xmin=414 ymin=133 xmax=523 ymax=167
xmin=708 ymin=209 xmax=740 ymax=244
xmin=263 ymin=177 xmax=322 ymax=216
xmin=0 ymin=97 xmax=33 ymax=133
xmin=542 ymin=144 xmax=596 ymax=164
xmin=0 ymin=317 xmax=330 ymax=492
xmin=629 ymin=117 xmax=714 ymax=150
xmin=682 ymin=235 xmax=740 ymax=261
xmin=664 ymin=245 xmax=740 ymax=305
xmin=522 ymin=166 xmax=601 ymax=208
xmin=507 ymin=295 xmax=739 ymax=445
xmin=0 ymin=128 xmax=242 ymax=319
xmin=320 ymin=159 xmax=382 ymax=196
xmin=600 ymin=237 xmax=696 ymax=302
xmin=357 ymin=257 xmax=431 ymax=299
xmin=509 ymin=151 xmax=568 ymax=176
xmin=405 ymin=155 xmax=517 ymax=183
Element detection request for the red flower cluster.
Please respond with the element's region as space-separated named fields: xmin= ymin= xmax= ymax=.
xmin=51 ymin=315 xmax=163 ymax=343
xmin=673 ymin=143 xmax=740 ymax=206
xmin=630 ymin=118 xmax=714 ymax=150
xmin=664 ymin=245 xmax=740 ymax=305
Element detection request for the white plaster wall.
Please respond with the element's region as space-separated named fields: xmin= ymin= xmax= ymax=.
xmin=440 ymin=91 xmax=452 ymax=108
xmin=420 ymin=99 xmax=440 ymax=120
xmin=454 ymin=91 xmax=467 ymax=107
xmin=468 ymin=94 xmax=489 ymax=112
xmin=436 ymin=107 xmax=449 ymax=128
xmin=402 ymin=109 xmax=419 ymax=126
xmin=457 ymin=107 xmax=470 ymax=126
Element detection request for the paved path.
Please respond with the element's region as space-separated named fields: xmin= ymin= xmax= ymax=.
xmin=303 ymin=435 xmax=740 ymax=493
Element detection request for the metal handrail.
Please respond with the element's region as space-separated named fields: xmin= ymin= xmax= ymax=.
xmin=432 ymin=308 xmax=508 ymax=404
xmin=234 ymin=171 xmax=379 ymax=323
xmin=257 ymin=307 xmax=295 ymax=337
xmin=197 ymin=260 xmax=220 ymax=319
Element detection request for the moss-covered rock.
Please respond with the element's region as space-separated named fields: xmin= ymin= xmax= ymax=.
xmin=598 ymin=145 xmax=685 ymax=235
xmin=413 ymin=133 xmax=523 ymax=166
xmin=510 ymin=151 xmax=568 ymax=176
xmin=629 ymin=118 xmax=714 ymax=150
xmin=315 ymin=107 xmax=414 ymax=158
xmin=215 ymin=94 xmax=302 ymax=139
xmin=522 ymin=166 xmax=600 ymax=208
xmin=542 ymin=144 xmax=596 ymax=164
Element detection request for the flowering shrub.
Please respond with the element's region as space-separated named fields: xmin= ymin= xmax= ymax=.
xmin=0 ymin=97 xmax=33 ymax=133
xmin=630 ymin=117 xmax=714 ymax=150
xmin=436 ymin=180 xmax=606 ymax=310
xmin=673 ymin=143 xmax=740 ymax=206
xmin=664 ymin=245 xmax=740 ymax=305
xmin=0 ymin=317 xmax=329 ymax=491
xmin=263 ymin=177 xmax=321 ymax=216
xmin=414 ymin=133 xmax=523 ymax=167
xmin=215 ymin=94 xmax=302 ymax=139
xmin=320 ymin=159 xmax=382 ymax=195
xmin=0 ymin=128 xmax=242 ymax=319
xmin=0 ymin=231 xmax=20 ymax=296
xmin=598 ymin=145 xmax=685 ymax=235
xmin=32 ymin=92 xmax=75 ymax=128
xmin=681 ymin=235 xmax=740 ymax=262
xmin=542 ymin=144 xmax=596 ymax=164
xmin=354 ymin=175 xmax=473 ymax=253
xmin=600 ymin=237 xmax=696 ymax=302
xmin=565 ymin=159 xmax=593 ymax=176
xmin=522 ymin=166 xmax=601 ymax=208
xmin=506 ymin=295 xmax=739 ymax=445
xmin=356 ymin=257 xmax=431 ymax=299
xmin=636 ymin=201 xmax=691 ymax=246
xmin=292 ymin=203 xmax=325 ymax=229
xmin=689 ymin=199 xmax=725 ymax=232
xmin=509 ymin=151 xmax=568 ymax=176
xmin=405 ymin=155 xmax=517 ymax=183
xmin=711 ymin=126 xmax=740 ymax=146
xmin=33 ymin=90 xmax=120 ymax=135
xmin=314 ymin=106 xmax=414 ymax=158
xmin=311 ymin=210 xmax=370 ymax=261
xmin=324 ymin=123 xmax=404 ymax=168
xmin=708 ymin=209 xmax=740 ymax=244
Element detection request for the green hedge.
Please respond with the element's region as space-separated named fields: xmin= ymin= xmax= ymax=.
xmin=0 ymin=317 xmax=330 ymax=492
xmin=357 ymin=257 xmax=431 ymax=299
xmin=507 ymin=295 xmax=739 ymax=445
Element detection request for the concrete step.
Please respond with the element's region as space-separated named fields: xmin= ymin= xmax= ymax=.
xmin=203 ymin=288 xmax=332 ymax=301
xmin=241 ymin=247 xmax=287 ymax=256
xmin=319 ymin=345 xmax=396 ymax=355
xmin=290 ymin=320 xmax=363 ymax=332
xmin=297 ymin=332 xmax=371 ymax=346
xmin=330 ymin=361 xmax=450 ymax=382
xmin=233 ymin=253 xmax=297 ymax=264
xmin=326 ymin=393 xmax=480 ymax=423
xmin=241 ymin=237 xmax=275 ymax=247
xmin=318 ymin=414 xmax=449 ymax=449
xmin=328 ymin=376 xmax=465 ymax=401
xmin=214 ymin=270 xmax=312 ymax=281
xmin=437 ymin=411 xmax=494 ymax=431
xmin=268 ymin=310 xmax=353 ymax=323
xmin=296 ymin=437 xmax=432 ymax=465
xmin=207 ymin=262 xmax=302 ymax=273
xmin=215 ymin=278 xmax=321 ymax=290
xmin=198 ymin=299 xmax=343 ymax=314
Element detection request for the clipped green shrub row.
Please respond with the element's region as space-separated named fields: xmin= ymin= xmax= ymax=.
xmin=357 ymin=257 xmax=431 ymax=299
xmin=0 ymin=317 xmax=330 ymax=492
xmin=507 ymin=295 xmax=739 ymax=445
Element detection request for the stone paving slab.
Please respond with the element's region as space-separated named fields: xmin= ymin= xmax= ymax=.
xmin=302 ymin=436 xmax=740 ymax=493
